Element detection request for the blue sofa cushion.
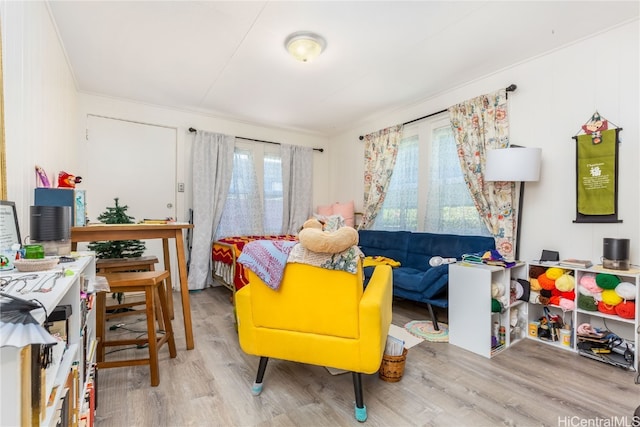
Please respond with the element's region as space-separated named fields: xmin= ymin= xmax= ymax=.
xmin=394 ymin=264 xmax=447 ymax=294
xmin=359 ymin=229 xmax=495 ymax=309
xmin=404 ymin=232 xmax=496 ymax=270
xmin=358 ymin=230 xmax=411 ymax=263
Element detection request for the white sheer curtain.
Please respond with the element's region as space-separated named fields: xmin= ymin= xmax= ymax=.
xmin=371 ymin=134 xmax=418 ymax=231
xmin=187 ymin=131 xmax=235 ymax=290
xmin=263 ymin=153 xmax=284 ymax=235
xmin=216 ymin=148 xmax=264 ymax=238
xmin=425 ymin=124 xmax=491 ymax=236
xmin=281 ymin=144 xmax=313 ymax=234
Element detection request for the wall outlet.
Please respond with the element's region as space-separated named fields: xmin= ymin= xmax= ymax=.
xmin=177 ymin=183 xmax=185 ymax=192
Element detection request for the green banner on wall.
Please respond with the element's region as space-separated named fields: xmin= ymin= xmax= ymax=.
xmin=576 ymin=129 xmax=617 ymax=215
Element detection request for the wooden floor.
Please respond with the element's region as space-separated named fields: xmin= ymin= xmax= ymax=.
xmin=95 ymin=284 xmax=639 ymax=427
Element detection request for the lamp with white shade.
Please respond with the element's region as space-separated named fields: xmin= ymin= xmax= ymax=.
xmin=484 ymin=146 xmax=542 ymax=260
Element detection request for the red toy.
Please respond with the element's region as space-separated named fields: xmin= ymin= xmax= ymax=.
xmin=58 ymin=171 xmax=82 ymax=188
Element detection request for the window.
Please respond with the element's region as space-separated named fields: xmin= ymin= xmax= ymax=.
xmin=424 ymin=122 xmax=490 ymax=236
xmin=371 ymin=117 xmax=489 ymax=237
xmin=263 ymin=154 xmax=283 ymax=234
xmin=215 ymin=144 xmax=284 ymax=238
xmin=371 ymin=134 xmax=419 ymax=231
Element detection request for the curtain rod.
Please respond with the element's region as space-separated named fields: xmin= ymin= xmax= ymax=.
xmin=188 ymin=127 xmax=324 ymax=152
xmin=358 ymin=84 xmax=517 ymax=140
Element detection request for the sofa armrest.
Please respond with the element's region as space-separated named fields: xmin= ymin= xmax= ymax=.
xmin=418 ymin=264 xmax=449 ymax=298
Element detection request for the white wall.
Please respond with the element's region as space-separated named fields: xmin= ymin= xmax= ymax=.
xmin=1 ymin=1 xmax=79 ymax=231
xmin=75 ymin=94 xmax=330 ymax=223
xmin=1 ymin=0 xmax=329 ymax=231
xmin=4 ymin=2 xmax=638 ymax=266
xmin=329 ymin=20 xmax=640 ymax=265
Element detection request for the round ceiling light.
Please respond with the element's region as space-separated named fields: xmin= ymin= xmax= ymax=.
xmin=285 ymin=31 xmax=326 ymax=63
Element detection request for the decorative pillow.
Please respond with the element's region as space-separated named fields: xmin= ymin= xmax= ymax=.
xmin=332 ymin=201 xmax=355 ymax=227
xmin=312 ymin=213 xmax=344 ymax=231
xmin=317 ymin=204 xmax=333 ymax=216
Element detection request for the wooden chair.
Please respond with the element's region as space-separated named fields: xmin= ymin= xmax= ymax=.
xmin=96 ymin=270 xmax=176 ymax=386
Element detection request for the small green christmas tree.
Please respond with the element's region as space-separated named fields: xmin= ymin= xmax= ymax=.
xmin=88 ymin=198 xmax=146 ymax=258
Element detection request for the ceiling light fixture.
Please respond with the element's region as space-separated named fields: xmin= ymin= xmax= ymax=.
xmin=285 ymin=31 xmax=326 ymax=63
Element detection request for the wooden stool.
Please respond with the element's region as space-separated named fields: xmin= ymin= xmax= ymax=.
xmin=96 ymin=270 xmax=177 ymax=386
xmin=96 ymin=256 xmax=170 ymax=328
xmin=96 ymin=256 xmax=159 ymax=273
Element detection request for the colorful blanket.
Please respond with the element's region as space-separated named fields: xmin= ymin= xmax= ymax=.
xmin=237 ymin=240 xmax=298 ymax=290
xmin=212 ymin=235 xmax=297 ymax=290
xmin=287 ymin=244 xmax=363 ymax=274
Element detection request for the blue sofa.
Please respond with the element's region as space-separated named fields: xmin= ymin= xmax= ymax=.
xmin=358 ymin=230 xmax=495 ymax=328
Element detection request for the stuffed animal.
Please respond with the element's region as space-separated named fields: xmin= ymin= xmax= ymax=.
xmin=58 ymin=171 xmax=82 ymax=188
xmin=581 ymin=111 xmax=608 ymax=144
xmin=298 ymin=218 xmax=358 ymax=254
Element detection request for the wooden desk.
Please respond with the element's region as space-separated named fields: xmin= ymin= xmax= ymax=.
xmin=71 ymin=223 xmax=195 ymax=350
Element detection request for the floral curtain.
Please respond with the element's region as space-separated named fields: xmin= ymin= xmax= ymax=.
xmin=360 ymin=124 xmax=403 ymax=229
xmin=449 ymin=89 xmax=516 ymax=258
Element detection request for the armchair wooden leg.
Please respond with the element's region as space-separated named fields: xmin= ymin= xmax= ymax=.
xmin=352 ymin=372 xmax=367 ymax=422
xmin=252 ymin=357 xmax=269 ymax=396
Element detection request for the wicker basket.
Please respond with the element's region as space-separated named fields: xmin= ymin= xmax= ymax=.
xmin=378 ymin=347 xmax=408 ymax=382
xmin=13 ymin=258 xmax=60 ymax=272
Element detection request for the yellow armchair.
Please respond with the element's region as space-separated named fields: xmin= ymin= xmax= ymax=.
xmin=236 ymin=260 xmax=393 ymax=422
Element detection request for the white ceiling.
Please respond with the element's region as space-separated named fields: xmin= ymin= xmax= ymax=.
xmin=48 ymin=1 xmax=639 ymax=136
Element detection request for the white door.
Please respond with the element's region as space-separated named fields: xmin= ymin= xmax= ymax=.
xmin=83 ymin=115 xmax=177 ymax=281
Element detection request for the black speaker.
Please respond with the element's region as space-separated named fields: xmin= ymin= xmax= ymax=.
xmin=603 ymin=238 xmax=630 ymax=270
xmin=30 ymin=205 xmax=71 ymax=241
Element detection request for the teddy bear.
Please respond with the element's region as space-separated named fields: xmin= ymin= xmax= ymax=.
xmin=298 ymin=218 xmax=358 ymax=254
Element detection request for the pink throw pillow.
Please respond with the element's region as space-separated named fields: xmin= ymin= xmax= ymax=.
xmin=332 ymin=201 xmax=355 ymax=227
xmin=317 ymin=204 xmax=333 ymax=216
